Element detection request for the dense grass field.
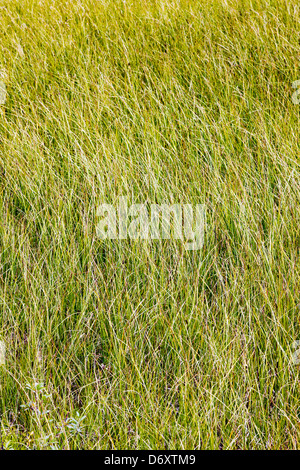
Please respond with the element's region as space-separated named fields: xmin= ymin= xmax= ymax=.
xmin=0 ymin=0 xmax=300 ymax=450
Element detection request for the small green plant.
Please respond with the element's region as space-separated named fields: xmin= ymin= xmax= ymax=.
xmin=19 ymin=382 xmax=86 ymax=449
xmin=21 ymin=382 xmax=52 ymax=418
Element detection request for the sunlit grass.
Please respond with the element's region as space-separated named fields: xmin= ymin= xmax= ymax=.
xmin=0 ymin=0 xmax=299 ymax=449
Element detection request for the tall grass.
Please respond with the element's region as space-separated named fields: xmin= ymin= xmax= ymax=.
xmin=0 ymin=0 xmax=299 ymax=449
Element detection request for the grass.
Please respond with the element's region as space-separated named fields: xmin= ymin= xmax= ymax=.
xmin=0 ymin=0 xmax=300 ymax=450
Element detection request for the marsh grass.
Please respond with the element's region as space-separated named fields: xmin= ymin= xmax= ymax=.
xmin=0 ymin=0 xmax=300 ymax=449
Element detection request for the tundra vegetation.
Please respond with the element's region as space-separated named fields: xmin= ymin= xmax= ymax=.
xmin=0 ymin=0 xmax=299 ymax=450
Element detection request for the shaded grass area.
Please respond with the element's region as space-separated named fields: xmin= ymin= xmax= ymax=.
xmin=0 ymin=0 xmax=299 ymax=449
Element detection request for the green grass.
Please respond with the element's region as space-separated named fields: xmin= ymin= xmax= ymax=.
xmin=0 ymin=0 xmax=300 ymax=450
